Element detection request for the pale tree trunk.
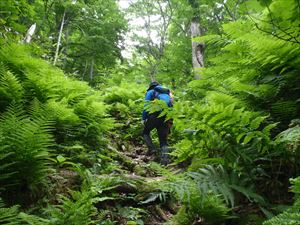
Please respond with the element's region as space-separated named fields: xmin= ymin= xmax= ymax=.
xmin=63 ymin=26 xmax=70 ymax=69
xmin=90 ymin=58 xmax=94 ymax=83
xmin=82 ymin=59 xmax=88 ymax=80
xmin=24 ymin=23 xmax=36 ymax=44
xmin=191 ymin=17 xmax=204 ymax=80
xmin=54 ymin=10 xmax=66 ymax=65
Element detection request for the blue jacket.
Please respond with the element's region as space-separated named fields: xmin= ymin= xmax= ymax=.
xmin=142 ymin=85 xmax=173 ymax=120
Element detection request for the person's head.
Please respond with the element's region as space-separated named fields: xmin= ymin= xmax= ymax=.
xmin=147 ymin=81 xmax=159 ymax=91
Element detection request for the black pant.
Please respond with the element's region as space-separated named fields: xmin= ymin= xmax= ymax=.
xmin=142 ymin=113 xmax=170 ymax=147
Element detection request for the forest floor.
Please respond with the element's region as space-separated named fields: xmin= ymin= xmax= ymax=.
xmin=111 ymin=138 xmax=178 ymax=225
xmin=50 ymin=141 xmax=177 ymax=225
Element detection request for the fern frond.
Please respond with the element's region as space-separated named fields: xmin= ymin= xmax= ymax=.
xmin=276 ymin=125 xmax=300 ymax=151
xmin=18 ymin=213 xmax=50 ymax=225
xmin=290 ymin=177 xmax=300 ymax=197
xmin=263 ymin=177 xmax=300 ymax=224
xmin=188 ymin=164 xmax=264 ymax=207
xmin=45 ymin=184 xmax=98 ymax=225
xmin=0 ymin=103 xmax=54 ymax=192
xmin=189 ymin=165 xmax=235 ymax=207
xmin=263 ymin=210 xmax=300 ymax=225
xmin=0 ymin=151 xmax=17 ymax=191
xmin=0 ymin=198 xmax=21 ymax=225
xmin=271 ymin=100 xmax=298 ymax=122
xmin=0 ymin=64 xmax=24 ymax=111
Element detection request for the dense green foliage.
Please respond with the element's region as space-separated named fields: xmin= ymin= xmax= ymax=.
xmin=0 ymin=0 xmax=300 ymax=224
xmin=0 ymin=44 xmax=113 ymax=199
xmin=165 ymin=0 xmax=300 ymax=223
xmin=263 ymin=177 xmax=300 ymax=225
xmin=0 ymin=0 xmax=127 ymax=83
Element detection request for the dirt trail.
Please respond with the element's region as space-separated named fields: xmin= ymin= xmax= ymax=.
xmin=114 ymin=142 xmax=176 ymax=224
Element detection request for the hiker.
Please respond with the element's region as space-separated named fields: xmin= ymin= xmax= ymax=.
xmin=142 ymin=81 xmax=173 ymax=165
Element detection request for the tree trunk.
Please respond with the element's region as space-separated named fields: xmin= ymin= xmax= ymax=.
xmin=82 ymin=59 xmax=88 ymax=80
xmin=24 ymin=23 xmax=36 ymax=44
xmin=191 ymin=17 xmax=204 ymax=80
xmin=90 ymin=58 xmax=94 ymax=83
xmin=54 ymin=10 xmax=66 ymax=65
xmin=63 ymin=26 xmax=70 ymax=70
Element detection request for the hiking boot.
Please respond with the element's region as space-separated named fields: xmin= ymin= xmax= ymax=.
xmin=160 ymin=145 xmax=169 ymax=166
xmin=143 ymin=134 xmax=156 ymax=155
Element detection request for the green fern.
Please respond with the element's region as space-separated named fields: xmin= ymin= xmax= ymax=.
xmin=0 ymin=103 xmax=54 ymax=192
xmin=172 ymin=101 xmax=274 ymax=163
xmin=18 ymin=213 xmax=51 ymax=225
xmin=74 ymin=97 xmax=114 ymax=148
xmin=46 ymin=187 xmax=98 ymax=225
xmin=102 ymin=83 xmax=144 ymax=142
xmin=45 ymin=100 xmax=80 ymax=125
xmin=188 ymin=164 xmax=265 ymax=207
xmin=0 ymin=198 xmax=21 ymax=225
xmin=193 ymin=0 xmax=300 ymax=124
xmin=271 ymin=100 xmax=298 ymax=123
xmin=0 ymin=63 xmax=24 ymax=111
xmin=263 ymin=177 xmax=300 ymax=225
xmin=276 ymin=124 xmax=300 ymax=152
xmin=157 ymin=172 xmax=230 ymax=225
xmin=0 ymin=151 xmax=17 ymax=192
xmin=145 ymin=99 xmax=173 ymax=121
xmin=263 ymin=210 xmax=300 ymax=225
xmin=290 ymin=177 xmax=300 ymax=196
xmin=0 ymin=44 xmax=115 ymax=149
xmin=0 ymin=197 xmax=50 ymax=225
xmin=103 ymin=84 xmax=143 ymax=105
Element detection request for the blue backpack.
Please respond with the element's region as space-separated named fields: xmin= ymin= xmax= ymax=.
xmin=152 ymin=86 xmax=173 ymax=107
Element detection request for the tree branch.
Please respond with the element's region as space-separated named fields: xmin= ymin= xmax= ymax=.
xmin=223 ymin=3 xmax=236 ymax=21
xmin=248 ymin=11 xmax=300 ymax=45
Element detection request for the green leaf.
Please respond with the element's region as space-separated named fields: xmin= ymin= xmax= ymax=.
xmin=139 ymin=193 xmax=161 ymax=204
xmin=237 ymin=133 xmax=246 ymax=143
xmin=127 ymin=221 xmax=137 ymax=225
xmin=262 ymin=123 xmax=277 ymax=136
xmin=56 ymin=155 xmax=66 ymax=163
xmin=250 ymin=116 xmax=266 ymax=130
xmin=243 ymin=132 xmax=255 ymax=144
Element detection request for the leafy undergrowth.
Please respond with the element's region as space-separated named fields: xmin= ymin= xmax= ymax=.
xmin=1 ymin=4 xmax=300 ymax=221
xmin=0 ymin=44 xmax=176 ymax=225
